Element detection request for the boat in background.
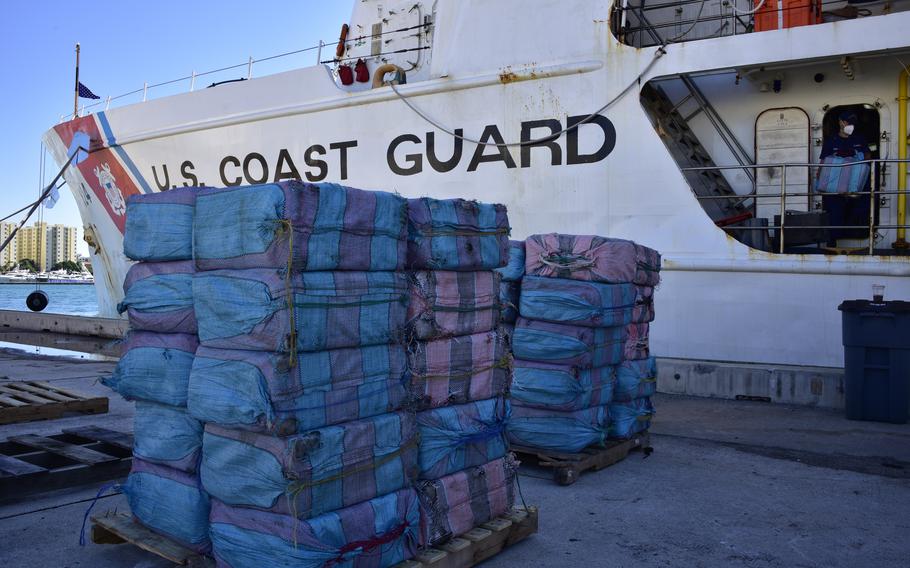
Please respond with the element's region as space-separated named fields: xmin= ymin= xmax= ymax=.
xmin=42 ymin=0 xmax=909 ymax=379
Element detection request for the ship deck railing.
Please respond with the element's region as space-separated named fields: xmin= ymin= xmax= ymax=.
xmin=681 ymin=157 xmax=910 ymax=255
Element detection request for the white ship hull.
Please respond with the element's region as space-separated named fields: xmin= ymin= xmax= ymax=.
xmin=43 ymin=1 xmax=910 ymax=368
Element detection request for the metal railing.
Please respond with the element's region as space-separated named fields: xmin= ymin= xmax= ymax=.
xmin=58 ymin=20 xmax=434 ymax=122
xmin=681 ymin=159 xmax=910 ymax=255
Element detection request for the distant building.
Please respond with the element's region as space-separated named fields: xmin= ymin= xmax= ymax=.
xmin=17 ymin=221 xmax=48 ymax=271
xmin=0 ymin=222 xmax=16 ymax=268
xmin=2 ymin=222 xmax=80 ymax=272
xmin=47 ymin=224 xmax=78 ymax=270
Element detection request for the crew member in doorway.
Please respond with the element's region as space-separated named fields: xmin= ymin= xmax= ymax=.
xmin=816 ymin=112 xmax=871 ymax=247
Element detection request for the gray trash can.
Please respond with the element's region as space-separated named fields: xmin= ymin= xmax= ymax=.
xmin=838 ymin=300 xmax=910 ymax=424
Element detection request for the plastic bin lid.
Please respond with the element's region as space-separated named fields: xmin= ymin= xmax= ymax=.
xmin=838 ymin=300 xmax=910 ymax=313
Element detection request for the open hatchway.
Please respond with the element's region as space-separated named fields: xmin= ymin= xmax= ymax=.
xmin=640 ymin=52 xmax=910 ymax=255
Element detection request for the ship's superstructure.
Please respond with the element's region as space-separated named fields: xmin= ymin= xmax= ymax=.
xmin=43 ymin=0 xmax=910 ymax=370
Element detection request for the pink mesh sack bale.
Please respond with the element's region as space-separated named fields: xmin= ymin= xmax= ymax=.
xmin=407 ymin=271 xmax=500 ymax=340
xmin=417 ymin=455 xmax=517 ymax=546
xmin=525 ymin=233 xmax=660 ymax=286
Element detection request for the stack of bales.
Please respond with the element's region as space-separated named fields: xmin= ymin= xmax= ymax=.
xmin=186 ymin=181 xmax=419 ymax=565
xmin=405 ymin=198 xmax=516 ymax=546
xmin=106 ymin=187 xmax=211 ymax=553
xmin=507 ymin=234 xmax=660 ymax=452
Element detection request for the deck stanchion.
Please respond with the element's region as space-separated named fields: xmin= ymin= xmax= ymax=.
xmin=779 ymin=165 xmax=787 ymax=254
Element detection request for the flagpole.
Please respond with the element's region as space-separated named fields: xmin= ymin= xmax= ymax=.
xmin=73 ymin=43 xmax=80 ymax=120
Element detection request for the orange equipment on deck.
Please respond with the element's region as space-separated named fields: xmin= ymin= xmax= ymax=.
xmin=754 ymin=0 xmax=822 ymax=31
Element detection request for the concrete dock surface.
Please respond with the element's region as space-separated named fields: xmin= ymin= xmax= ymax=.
xmin=1 ymin=348 xmax=908 ymax=567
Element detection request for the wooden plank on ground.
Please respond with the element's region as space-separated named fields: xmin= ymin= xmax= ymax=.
xmin=63 ymin=427 xmax=134 ymax=451
xmin=9 ymin=434 xmax=118 ymax=465
xmin=91 ymin=513 xmax=213 ymax=567
xmin=0 ymin=454 xmax=46 ymax=476
xmin=12 ymin=382 xmax=78 ymax=402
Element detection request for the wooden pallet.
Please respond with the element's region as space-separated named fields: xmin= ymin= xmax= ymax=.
xmin=512 ymin=431 xmax=651 ymax=485
xmin=395 ymin=507 xmax=538 ymax=568
xmin=0 ymin=381 xmax=108 ymax=425
xmin=0 ymin=426 xmax=132 ymax=501
xmin=91 ymin=512 xmax=213 ymax=567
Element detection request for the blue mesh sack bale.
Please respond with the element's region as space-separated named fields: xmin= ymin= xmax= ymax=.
xmin=407 ymin=197 xmax=510 ymax=271
xmin=123 ymin=187 xmax=196 ymax=261
xmin=417 ymin=455 xmax=517 ymax=546
xmin=201 ymin=412 xmax=418 ymax=520
xmin=499 ymin=280 xmax=520 ymax=324
xmin=194 ymin=181 xmax=407 ymax=271
xmin=193 ymin=269 xmax=408 ymax=352
xmin=525 ymin=233 xmax=661 ymax=287
xmin=118 ymin=261 xmax=196 ymax=334
xmin=104 ymin=331 xmax=198 ymax=406
xmin=123 ymin=458 xmax=211 ymax=553
xmin=133 ymin=401 xmax=202 ymax=474
xmin=188 ymin=344 xmax=408 ymax=434
xmin=510 ymin=359 xmax=614 ymax=411
xmin=609 ymin=397 xmax=654 ymax=439
xmin=507 ymin=403 xmax=610 ymax=453
xmin=407 ymin=271 xmax=500 ymax=340
xmin=613 ymin=357 xmax=657 ymax=402
xmin=512 ymin=317 xmax=625 ymax=368
xmin=494 ymin=240 xmax=525 ymax=282
xmin=519 ymin=276 xmax=638 ymax=328
xmin=209 ymin=488 xmax=418 ymax=568
xmin=417 ymin=397 xmax=510 ymax=479
xmin=408 ymin=330 xmax=511 ymax=409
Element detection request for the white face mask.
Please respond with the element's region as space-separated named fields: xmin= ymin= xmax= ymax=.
xmin=844 ymin=124 xmax=855 ymax=135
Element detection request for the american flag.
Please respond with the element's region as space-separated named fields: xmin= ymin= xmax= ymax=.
xmin=77 ymin=81 xmax=100 ymax=100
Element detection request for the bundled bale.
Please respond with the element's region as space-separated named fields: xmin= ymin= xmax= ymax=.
xmin=407 ymin=197 xmax=510 ymax=271
xmin=623 ymin=323 xmax=650 ymax=360
xmin=209 ymin=488 xmax=419 ymax=567
xmin=104 ymin=332 xmax=198 ymax=407
xmin=193 ymin=269 xmax=408 ymax=352
xmin=201 ymin=413 xmax=418 ymax=520
xmin=525 ymin=233 xmax=661 ymax=286
xmin=123 ymin=458 xmax=211 ymax=553
xmin=408 ymin=330 xmax=511 ymax=409
xmin=512 ymin=317 xmax=625 ymax=368
xmin=494 ymin=240 xmax=526 ymax=282
xmin=507 ymin=404 xmax=610 ymax=453
xmin=609 ymin=398 xmax=655 ymax=439
xmin=133 ymin=401 xmax=202 ymax=474
xmin=194 ymin=182 xmax=408 ymax=271
xmin=407 ymin=271 xmax=500 ymax=340
xmin=518 ymin=276 xmax=638 ymax=328
xmin=188 ymin=344 xmax=408 ymax=434
xmin=613 ymin=357 xmax=657 ymax=402
xmin=123 ymin=187 xmax=197 ymax=262
xmin=118 ymin=261 xmax=196 ymax=334
xmin=417 ymin=455 xmax=517 ymax=546
xmin=417 ymin=397 xmax=510 ymax=479
xmin=510 ymin=360 xmax=614 ymax=411
xmin=633 ymin=286 xmax=655 ymax=323
xmin=499 ymin=280 xmax=520 ymax=324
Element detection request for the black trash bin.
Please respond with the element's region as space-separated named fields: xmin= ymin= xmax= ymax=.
xmin=838 ymin=300 xmax=910 ymax=424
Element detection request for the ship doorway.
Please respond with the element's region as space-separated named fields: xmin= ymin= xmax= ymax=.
xmin=820 ymin=104 xmax=881 ymax=242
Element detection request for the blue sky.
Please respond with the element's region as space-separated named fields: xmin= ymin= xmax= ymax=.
xmin=2 ymin=1 xmax=350 ymax=253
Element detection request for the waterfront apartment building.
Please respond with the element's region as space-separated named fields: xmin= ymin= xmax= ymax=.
xmin=17 ymin=221 xmax=48 ymax=271
xmin=1 ymin=222 xmax=79 ymax=271
xmin=0 ymin=222 xmax=16 ymax=268
xmin=47 ymin=224 xmax=78 ymax=271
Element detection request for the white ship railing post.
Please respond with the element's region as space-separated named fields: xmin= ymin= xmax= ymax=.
xmin=190 ymin=71 xmax=196 ymax=92
xmin=247 ymin=56 xmax=254 ymax=79
xmin=869 ymin=160 xmax=878 ymax=254
xmin=142 ymin=82 xmax=148 ymax=102
xmin=779 ymin=165 xmax=787 ymax=254
xmin=105 ymin=96 xmax=111 ymax=110
xmin=317 ymin=40 xmax=324 ymax=64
